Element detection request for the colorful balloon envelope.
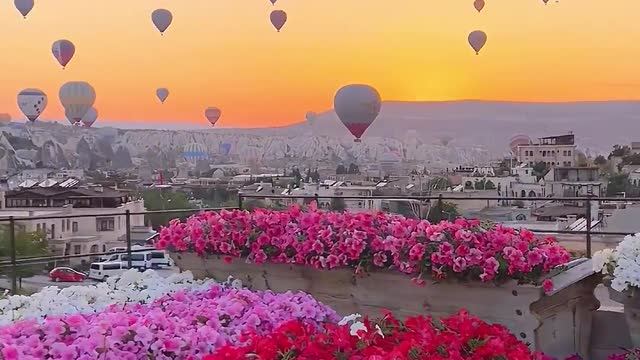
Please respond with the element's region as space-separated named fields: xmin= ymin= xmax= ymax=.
xmin=81 ymin=107 xmax=98 ymax=128
xmin=205 ymin=107 xmax=221 ymax=126
xmin=17 ymin=88 xmax=47 ymax=122
xmin=270 ymin=10 xmax=287 ymax=32
xmin=468 ymin=30 xmax=487 ymax=55
xmin=156 ymin=88 xmax=169 ymax=103
xmin=14 ymin=0 xmax=34 ymax=18
xmin=152 ymin=9 xmax=173 ymax=35
xmin=59 ymin=81 xmax=96 ymax=124
xmin=52 ymin=40 xmax=75 ymax=69
xmin=333 ymin=84 xmax=381 ymax=142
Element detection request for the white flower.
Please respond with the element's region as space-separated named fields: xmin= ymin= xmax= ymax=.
xmin=349 ymin=321 xmax=367 ymax=336
xmin=593 ymin=248 xmax=616 ymax=274
xmin=0 ymin=269 xmax=234 ymax=326
xmin=603 ymin=233 xmax=640 ymax=293
xmin=338 ymin=313 xmax=362 ymax=326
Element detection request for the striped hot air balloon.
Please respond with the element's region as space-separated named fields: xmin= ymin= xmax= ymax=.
xmin=509 ymin=135 xmax=532 ymax=155
xmin=59 ymin=81 xmax=96 ymax=124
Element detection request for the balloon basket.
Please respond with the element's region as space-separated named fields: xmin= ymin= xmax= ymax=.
xmin=354 ymin=139 xmax=362 ymax=143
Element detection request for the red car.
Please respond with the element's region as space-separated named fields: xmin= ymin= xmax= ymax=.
xmin=49 ymin=267 xmax=87 ymax=282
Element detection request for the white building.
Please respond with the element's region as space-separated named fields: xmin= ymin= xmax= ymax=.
xmin=0 ymin=179 xmax=148 ymax=265
xmin=516 ymin=134 xmax=577 ymax=167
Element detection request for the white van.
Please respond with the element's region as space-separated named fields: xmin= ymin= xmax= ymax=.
xmin=101 ymin=247 xmax=127 ymax=261
xmin=89 ymin=262 xmax=128 ymax=281
xmin=149 ymin=250 xmax=173 ymax=268
xmin=120 ymin=252 xmax=153 ymax=269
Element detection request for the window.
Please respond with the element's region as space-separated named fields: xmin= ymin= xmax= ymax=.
xmin=73 ymin=245 xmax=81 ymax=254
xmin=525 ymin=170 xmax=529 ymax=175
xmin=90 ymin=264 xmax=100 ymax=270
xmin=61 ymin=220 xmax=65 ymax=232
xmin=51 ymin=224 xmax=55 ymax=238
xmin=567 ymin=151 xmax=572 ymax=156
xmin=72 ymin=221 xmax=78 ymax=232
xmin=36 ymin=224 xmax=40 ymax=232
xmin=66 ymin=219 xmax=71 ymax=231
xmin=96 ymin=217 xmax=115 ymax=231
xmin=103 ymin=263 xmax=123 ymax=270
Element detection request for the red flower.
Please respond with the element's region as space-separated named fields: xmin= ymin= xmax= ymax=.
xmin=204 ymin=310 xmax=546 ymax=360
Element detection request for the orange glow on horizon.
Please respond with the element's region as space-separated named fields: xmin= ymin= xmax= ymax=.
xmin=1 ymin=0 xmax=640 ymax=127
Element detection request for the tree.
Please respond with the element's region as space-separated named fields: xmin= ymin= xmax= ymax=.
xmin=141 ymin=189 xmax=194 ymax=229
xmin=330 ymin=198 xmax=347 ymax=212
xmin=336 ymin=165 xmax=347 ymax=174
xmin=0 ymin=229 xmax=48 ymax=290
xmin=347 ymin=163 xmax=360 ymax=175
xmin=427 ymin=201 xmax=459 ymax=223
xmin=622 ymin=153 xmax=640 ymax=166
xmin=532 ymin=161 xmax=550 ymax=180
xmin=606 ymin=174 xmax=630 ymax=196
xmin=609 ymin=145 xmax=631 ymax=159
xmin=594 ymin=155 xmax=607 ymax=166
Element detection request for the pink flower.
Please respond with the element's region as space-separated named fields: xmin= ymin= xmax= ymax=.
xmin=542 ymin=279 xmax=554 ymax=293
xmin=254 ymin=250 xmax=267 ymax=264
xmin=452 ymin=257 xmax=468 ymax=273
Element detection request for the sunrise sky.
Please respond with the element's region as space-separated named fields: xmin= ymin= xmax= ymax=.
xmin=1 ymin=0 xmax=639 ymax=127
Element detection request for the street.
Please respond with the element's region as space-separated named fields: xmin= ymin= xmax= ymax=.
xmin=0 ymin=267 xmax=180 ymax=292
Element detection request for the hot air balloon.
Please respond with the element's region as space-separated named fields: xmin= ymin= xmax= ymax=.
xmin=81 ymin=108 xmax=98 ymax=128
xmin=152 ymin=9 xmax=172 ymax=35
xmin=59 ymin=82 xmax=96 ymax=124
xmin=542 ymin=0 xmax=549 ymax=4
xmin=509 ymin=135 xmax=532 ymax=155
xmin=468 ymin=30 xmax=487 ymax=55
xmin=305 ymin=111 xmax=317 ymax=126
xmin=473 ymin=0 xmax=485 ymax=12
xmin=17 ymin=89 xmax=47 ymax=122
xmin=269 ymin=0 xmax=277 ymax=4
xmin=14 ymin=0 xmax=34 ymax=18
xmin=183 ymin=143 xmax=208 ymax=163
xmin=64 ymin=108 xmax=78 ymax=125
xmin=205 ymin=107 xmax=221 ymax=126
xmin=440 ymin=135 xmax=453 ymax=147
xmin=333 ymin=84 xmax=381 ymax=142
xmin=270 ymin=10 xmax=287 ymax=32
xmin=51 ymin=40 xmax=75 ymax=69
xmin=219 ymin=143 xmax=231 ymax=156
xmin=156 ymin=88 xmax=169 ymax=103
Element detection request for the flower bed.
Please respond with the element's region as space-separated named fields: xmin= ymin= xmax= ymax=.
xmin=204 ymin=310 xmax=550 ymax=360
xmin=0 ymin=269 xmax=238 ymax=326
xmin=0 ymin=285 xmax=339 ymax=359
xmin=158 ymin=205 xmax=571 ymax=286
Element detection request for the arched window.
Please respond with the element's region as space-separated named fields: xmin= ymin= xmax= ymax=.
xmin=528 ymin=191 xmax=536 ymax=197
xmin=521 ymin=190 xmax=526 ymax=198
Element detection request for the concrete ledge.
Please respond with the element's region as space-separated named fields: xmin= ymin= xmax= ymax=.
xmin=591 ymin=309 xmax=631 ymax=360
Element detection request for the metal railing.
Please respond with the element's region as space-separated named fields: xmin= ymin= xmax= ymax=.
xmin=1 ymin=193 xmax=639 ymax=295
xmin=0 ymin=206 xmax=237 ymax=294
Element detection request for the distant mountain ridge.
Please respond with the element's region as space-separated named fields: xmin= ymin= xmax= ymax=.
xmin=1 ymin=100 xmax=637 ymax=172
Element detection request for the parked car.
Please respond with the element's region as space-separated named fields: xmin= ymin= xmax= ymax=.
xmin=88 ymin=262 xmax=128 ymax=281
xmin=49 ymin=267 xmax=87 ymax=282
xmin=149 ymin=250 xmax=173 ymax=268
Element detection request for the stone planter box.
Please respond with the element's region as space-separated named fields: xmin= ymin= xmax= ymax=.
xmin=173 ymin=252 xmax=600 ymax=360
xmin=606 ymin=283 xmax=640 ymax=348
